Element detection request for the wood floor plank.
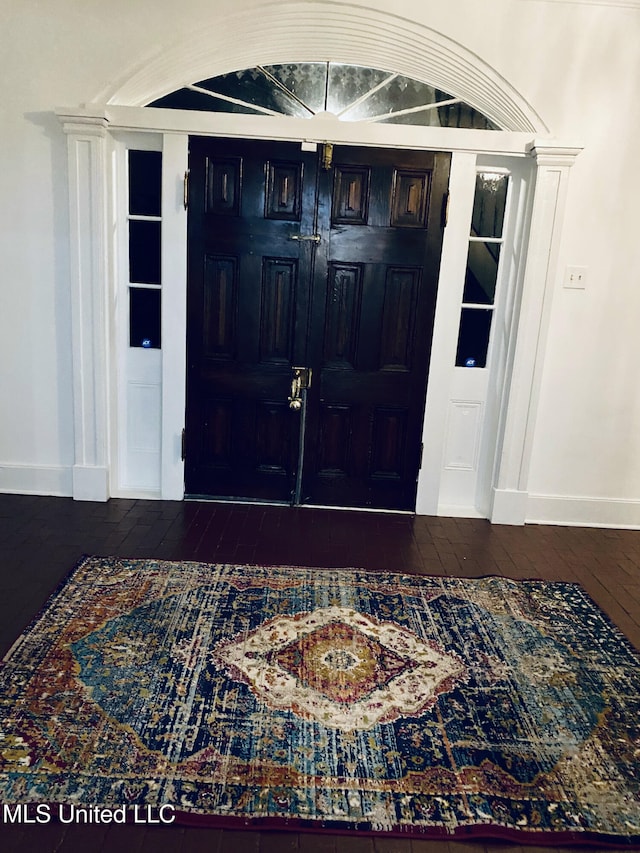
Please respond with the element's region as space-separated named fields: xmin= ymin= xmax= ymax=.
xmin=335 ymin=834 xmax=376 ymax=852
xmin=137 ymin=824 xmax=185 ymax=853
xmin=373 ymin=835 xmax=414 ymax=851
xmin=258 ymin=830 xmax=300 ymax=851
xmin=295 ymin=832 xmax=339 ymax=852
xmin=217 ymin=828 xmax=260 ymax=852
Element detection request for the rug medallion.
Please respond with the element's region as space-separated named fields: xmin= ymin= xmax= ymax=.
xmin=0 ymin=557 xmax=639 ymax=845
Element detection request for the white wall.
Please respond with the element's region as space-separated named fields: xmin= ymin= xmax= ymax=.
xmin=521 ymin=6 xmax=640 ymax=519
xmin=2 ymin=0 xmax=640 ymax=522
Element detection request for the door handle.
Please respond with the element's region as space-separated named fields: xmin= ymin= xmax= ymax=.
xmin=290 ymin=233 xmax=321 ymax=244
xmin=288 ymin=366 xmax=312 ymax=411
xmin=289 ymin=366 xmax=312 ymax=505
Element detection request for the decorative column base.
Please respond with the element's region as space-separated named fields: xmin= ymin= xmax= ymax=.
xmin=72 ymin=466 xmax=109 ymax=502
xmin=490 ymin=488 xmax=528 ymax=525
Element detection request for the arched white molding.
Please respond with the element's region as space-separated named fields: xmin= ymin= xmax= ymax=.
xmin=97 ymin=1 xmax=548 ymax=134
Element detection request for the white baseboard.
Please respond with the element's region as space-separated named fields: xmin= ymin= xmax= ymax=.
xmin=526 ymin=493 xmax=640 ymax=529
xmin=437 ymin=504 xmax=486 ymax=519
xmin=0 ymin=463 xmax=110 ymax=502
xmin=2 ymin=465 xmax=640 ymax=529
xmin=0 ymin=463 xmax=73 ymax=497
xmin=110 ymin=487 xmax=163 ymax=500
xmin=72 ymin=465 xmax=109 ymax=502
xmin=490 ymin=488 xmax=529 ymax=525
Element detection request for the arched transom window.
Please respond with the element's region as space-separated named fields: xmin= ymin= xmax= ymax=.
xmin=148 ymin=62 xmax=500 ymax=129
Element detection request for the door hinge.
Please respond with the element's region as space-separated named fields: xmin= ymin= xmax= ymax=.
xmin=183 ymin=170 xmax=190 ymax=210
xmin=418 ymin=442 xmax=424 ymax=470
xmin=181 ymin=428 xmax=186 ymax=461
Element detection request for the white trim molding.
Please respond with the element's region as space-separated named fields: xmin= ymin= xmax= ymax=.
xmin=527 ymin=494 xmax=640 ymax=529
xmin=61 ymin=116 xmax=112 ymax=502
xmin=160 ymin=133 xmax=189 ymax=500
xmin=490 ymin=140 xmax=583 ymax=524
xmin=98 ymin=105 xmax=537 ymax=157
xmin=0 ymin=464 xmax=73 ymax=498
xmin=491 ymin=489 xmax=530 ymax=526
xmin=95 ymin=1 xmax=548 ymax=134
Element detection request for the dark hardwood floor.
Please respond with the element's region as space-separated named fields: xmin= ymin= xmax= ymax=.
xmin=1 ymin=493 xmax=639 ymax=852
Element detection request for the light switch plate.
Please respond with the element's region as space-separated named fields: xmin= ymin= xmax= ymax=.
xmin=564 ymin=265 xmax=587 ymax=289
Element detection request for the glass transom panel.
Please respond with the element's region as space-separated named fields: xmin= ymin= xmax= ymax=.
xmin=148 ymin=63 xmax=500 ymax=129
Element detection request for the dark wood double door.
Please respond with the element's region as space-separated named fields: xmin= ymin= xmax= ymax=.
xmin=185 ymin=137 xmax=450 ymax=510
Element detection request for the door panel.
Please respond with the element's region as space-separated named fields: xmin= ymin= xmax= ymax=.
xmin=185 ymin=138 xmax=317 ymax=500
xmin=186 ymin=137 xmax=450 ymax=509
xmin=302 ymin=146 xmax=450 ymax=509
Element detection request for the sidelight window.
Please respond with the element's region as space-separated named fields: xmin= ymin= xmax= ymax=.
xmin=128 ymin=149 xmax=162 ymax=349
xmin=455 ymin=171 xmax=508 ymax=368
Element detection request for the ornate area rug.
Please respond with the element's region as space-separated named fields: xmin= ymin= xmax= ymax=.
xmin=1 ymin=557 xmax=639 ymax=845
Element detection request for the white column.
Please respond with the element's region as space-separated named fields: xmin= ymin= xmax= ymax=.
xmin=491 ymin=141 xmax=582 ymax=524
xmin=60 ymin=113 xmax=111 ymax=501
